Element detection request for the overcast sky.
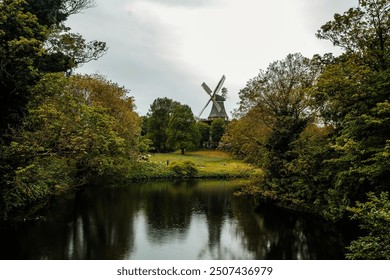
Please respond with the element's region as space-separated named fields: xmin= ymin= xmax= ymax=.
xmin=67 ymin=0 xmax=357 ymax=117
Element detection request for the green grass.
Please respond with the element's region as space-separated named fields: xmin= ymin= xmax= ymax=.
xmin=146 ymin=150 xmax=257 ymax=179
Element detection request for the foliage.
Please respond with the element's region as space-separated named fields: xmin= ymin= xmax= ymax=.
xmin=226 ymin=0 xmax=390 ymax=226
xmin=196 ymin=121 xmax=211 ymax=148
xmin=232 ymin=53 xmax=321 ymax=196
xmin=0 ymin=0 xmax=106 ymax=134
xmin=316 ymin=0 xmax=390 ymax=70
xmin=210 ymin=119 xmax=226 ymax=148
xmin=147 ymin=98 xmax=199 ymax=154
xmin=166 ymin=104 xmax=200 ymax=154
xmin=0 ymin=0 xmax=48 ymax=133
xmin=146 ymin=97 xmax=179 ymax=152
xmin=1 ymin=73 xmax=141 ymax=214
xmin=220 ymin=108 xmax=270 ymax=165
xmin=313 ymin=0 xmax=390 ymax=220
xmin=169 ymin=161 xmax=198 ymax=178
xmin=346 ymin=192 xmax=390 ymax=259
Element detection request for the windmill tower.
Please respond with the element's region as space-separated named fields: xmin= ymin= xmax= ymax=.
xmin=199 ymin=75 xmax=228 ymax=121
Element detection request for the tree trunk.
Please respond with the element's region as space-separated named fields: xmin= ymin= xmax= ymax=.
xmin=181 ymin=148 xmax=185 ymax=155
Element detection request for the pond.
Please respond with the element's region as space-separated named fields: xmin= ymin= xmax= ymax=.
xmin=0 ymin=180 xmax=353 ymax=259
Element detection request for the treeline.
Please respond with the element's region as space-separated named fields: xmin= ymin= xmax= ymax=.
xmin=0 ymin=1 xmax=141 ymax=218
xmin=221 ymin=0 xmax=390 ymax=259
xmin=142 ymin=97 xmax=227 ymax=153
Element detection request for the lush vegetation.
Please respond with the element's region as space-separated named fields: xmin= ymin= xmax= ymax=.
xmin=0 ymin=0 xmax=132 ymax=218
xmin=143 ymin=97 xmax=227 ymax=153
xmin=1 ymin=0 xmax=389 ymax=260
xmin=221 ymin=0 xmax=390 ymax=259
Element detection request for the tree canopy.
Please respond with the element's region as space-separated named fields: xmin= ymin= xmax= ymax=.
xmin=0 ymin=0 xmax=107 ymax=134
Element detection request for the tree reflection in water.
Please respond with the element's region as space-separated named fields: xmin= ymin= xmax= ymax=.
xmin=0 ymin=180 xmax=351 ymax=259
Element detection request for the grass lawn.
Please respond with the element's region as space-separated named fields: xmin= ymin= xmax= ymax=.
xmin=148 ymin=150 xmax=257 ymax=178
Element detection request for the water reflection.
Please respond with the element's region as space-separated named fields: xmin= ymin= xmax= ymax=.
xmin=0 ymin=180 xmax=350 ymax=259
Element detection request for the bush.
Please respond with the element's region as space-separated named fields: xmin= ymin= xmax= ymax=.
xmin=346 ymin=192 xmax=390 ymax=260
xmin=170 ymin=161 xmax=198 ymax=178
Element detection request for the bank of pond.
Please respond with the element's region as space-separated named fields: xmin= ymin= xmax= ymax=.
xmin=0 ymin=180 xmax=356 ymax=260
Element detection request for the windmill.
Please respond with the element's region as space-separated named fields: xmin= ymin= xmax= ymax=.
xmin=198 ymin=75 xmax=228 ymax=120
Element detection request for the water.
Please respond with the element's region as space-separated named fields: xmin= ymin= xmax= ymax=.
xmin=0 ymin=180 xmax=352 ymax=259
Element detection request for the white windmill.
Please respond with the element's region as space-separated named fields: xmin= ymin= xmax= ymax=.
xmin=198 ymin=75 xmax=228 ymax=120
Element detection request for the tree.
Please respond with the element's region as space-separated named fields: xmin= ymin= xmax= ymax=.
xmin=316 ymin=0 xmax=390 ymax=71
xmin=0 ymin=0 xmax=107 ymax=134
xmin=346 ymin=192 xmax=390 ymax=259
xmin=210 ymin=119 xmax=226 ymax=148
xmin=42 ymin=26 xmax=107 ymax=73
xmin=237 ymin=53 xmax=321 ymax=191
xmin=0 ymin=73 xmax=141 ymax=214
xmin=314 ymin=0 xmax=390 ymax=219
xmin=196 ymin=121 xmax=211 ymax=148
xmin=220 ymin=108 xmax=270 ymax=165
xmin=146 ymin=97 xmax=179 ymax=152
xmin=166 ymin=104 xmax=199 ymax=154
xmin=26 ymin=0 xmax=95 ymax=26
xmin=0 ymin=0 xmax=48 ymax=133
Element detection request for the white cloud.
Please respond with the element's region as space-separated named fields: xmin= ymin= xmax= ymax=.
xmin=67 ymin=0 xmax=358 ymax=117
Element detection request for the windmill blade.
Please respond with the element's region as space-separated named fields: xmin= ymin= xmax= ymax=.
xmin=198 ymin=98 xmax=212 ymax=118
xmin=202 ymin=81 xmax=221 ymax=112
xmin=201 ymin=82 xmax=213 ymax=95
xmin=213 ymin=75 xmax=226 ymax=96
xmin=210 ymin=95 xmax=222 ymax=112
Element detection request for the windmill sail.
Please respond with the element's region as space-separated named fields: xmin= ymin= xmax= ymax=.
xmin=199 ymin=75 xmax=228 ymax=120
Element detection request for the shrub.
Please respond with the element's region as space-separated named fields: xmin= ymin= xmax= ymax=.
xmin=170 ymin=161 xmax=198 ymax=177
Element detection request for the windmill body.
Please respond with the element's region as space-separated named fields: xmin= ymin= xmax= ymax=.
xmin=208 ymin=94 xmax=228 ymax=120
xmin=199 ymin=75 xmax=228 ymax=121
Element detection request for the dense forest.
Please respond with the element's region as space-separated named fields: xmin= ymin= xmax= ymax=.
xmin=0 ymin=0 xmax=389 ymax=259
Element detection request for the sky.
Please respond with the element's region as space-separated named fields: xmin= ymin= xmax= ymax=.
xmin=66 ymin=0 xmax=358 ymax=117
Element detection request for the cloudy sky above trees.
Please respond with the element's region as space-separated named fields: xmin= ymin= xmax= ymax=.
xmin=67 ymin=0 xmax=357 ymax=117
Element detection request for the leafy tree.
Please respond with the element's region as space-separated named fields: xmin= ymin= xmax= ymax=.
xmin=0 ymin=0 xmax=107 ymax=134
xmin=0 ymin=0 xmax=48 ymax=133
xmin=26 ymin=0 xmax=95 ymax=26
xmin=196 ymin=121 xmax=211 ymax=148
xmin=166 ymin=104 xmax=199 ymax=154
xmin=68 ymin=74 xmax=140 ymax=159
xmin=43 ymin=26 xmax=107 ymax=73
xmin=210 ymin=119 xmax=226 ymax=148
xmin=0 ymin=73 xmax=140 ymax=214
xmin=314 ymin=0 xmax=390 ymax=219
xmin=346 ymin=192 xmax=390 ymax=259
xmin=237 ymin=53 xmax=321 ymax=192
xmin=316 ymin=0 xmax=390 ymax=71
xmin=220 ymin=107 xmax=271 ymax=165
xmin=146 ymin=98 xmax=179 ymax=152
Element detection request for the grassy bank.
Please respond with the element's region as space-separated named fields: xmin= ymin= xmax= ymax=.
xmin=127 ymin=150 xmax=258 ymax=180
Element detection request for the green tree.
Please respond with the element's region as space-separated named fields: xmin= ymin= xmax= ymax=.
xmin=238 ymin=53 xmax=320 ymax=193
xmin=314 ymin=0 xmax=390 ymax=219
xmin=0 ymin=0 xmax=48 ymax=133
xmin=316 ymin=0 xmax=390 ymax=71
xmin=166 ymin=104 xmax=199 ymax=154
xmin=220 ymin=108 xmax=271 ymax=165
xmin=146 ymin=97 xmax=179 ymax=152
xmin=210 ymin=119 xmax=226 ymax=148
xmin=0 ymin=0 xmax=107 ymax=134
xmin=346 ymin=192 xmax=390 ymax=259
xmin=196 ymin=121 xmax=210 ymax=148
xmin=0 ymin=73 xmax=141 ymax=215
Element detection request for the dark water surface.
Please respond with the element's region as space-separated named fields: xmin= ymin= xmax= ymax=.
xmin=0 ymin=180 xmax=353 ymax=259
